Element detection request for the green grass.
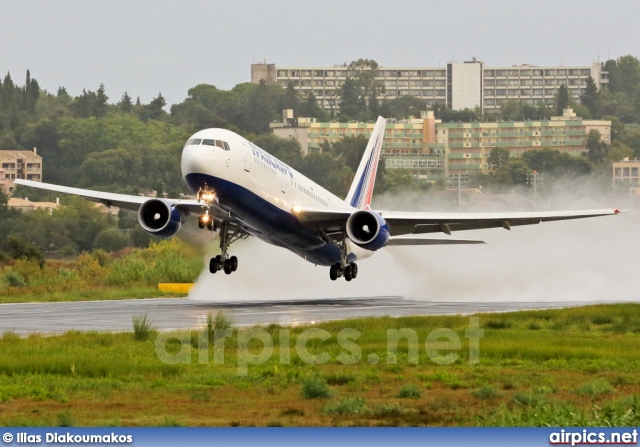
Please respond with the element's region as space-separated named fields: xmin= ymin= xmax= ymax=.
xmin=0 ymin=303 xmax=638 ymax=426
xmin=0 ymin=239 xmax=201 ymax=303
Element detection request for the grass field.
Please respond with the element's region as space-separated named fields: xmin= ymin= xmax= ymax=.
xmin=0 ymin=303 xmax=639 ymax=427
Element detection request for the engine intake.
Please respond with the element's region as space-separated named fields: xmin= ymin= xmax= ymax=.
xmin=346 ymin=210 xmax=390 ymax=251
xmin=137 ymin=198 xmax=182 ymax=238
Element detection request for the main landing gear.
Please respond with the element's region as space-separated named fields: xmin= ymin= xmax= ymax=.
xmin=327 ymin=231 xmax=358 ymax=282
xmin=329 ymin=262 xmax=358 ymax=281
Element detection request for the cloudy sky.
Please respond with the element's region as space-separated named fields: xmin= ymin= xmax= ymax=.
xmin=2 ymin=0 xmax=639 ymax=106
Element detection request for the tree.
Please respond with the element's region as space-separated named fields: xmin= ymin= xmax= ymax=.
xmin=7 ymin=235 xmax=45 ymax=267
xmin=556 ymin=84 xmax=569 ymax=116
xmin=252 ymin=133 xmax=303 ymax=166
xmin=338 ymin=78 xmax=360 ymax=121
xmin=606 ymin=140 xmax=634 ymax=163
xmin=139 ymin=93 xmax=166 ymax=121
xmin=299 ymin=92 xmax=327 ymax=121
xmin=280 ymin=81 xmax=300 ymax=112
xmin=487 ymin=147 xmax=510 ymax=170
xmin=381 ymin=95 xmax=428 ymax=120
xmin=614 ymin=55 xmax=640 ymax=97
xmin=92 ymin=229 xmax=131 ymax=252
xmin=586 ymin=129 xmax=606 ymax=163
xmin=580 ymin=76 xmax=599 ymax=116
xmin=119 ymin=91 xmax=133 ymax=113
xmin=522 ymin=148 xmax=592 ymax=178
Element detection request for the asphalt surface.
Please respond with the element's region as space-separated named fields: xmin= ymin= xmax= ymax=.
xmin=0 ymin=297 xmax=621 ymax=334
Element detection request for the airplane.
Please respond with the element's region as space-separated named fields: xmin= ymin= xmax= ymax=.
xmin=15 ymin=116 xmax=619 ymax=281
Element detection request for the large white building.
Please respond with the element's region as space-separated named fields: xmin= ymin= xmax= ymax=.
xmin=251 ymin=59 xmax=608 ymax=113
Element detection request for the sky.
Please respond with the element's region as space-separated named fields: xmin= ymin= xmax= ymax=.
xmin=2 ymin=0 xmax=640 ymax=107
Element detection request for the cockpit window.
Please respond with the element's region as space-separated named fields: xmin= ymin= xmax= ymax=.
xmin=189 ymin=138 xmax=230 ymax=150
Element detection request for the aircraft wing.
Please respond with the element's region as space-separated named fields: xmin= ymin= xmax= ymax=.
xmin=293 ymin=203 xmax=620 ymax=235
xmin=13 ymin=179 xmax=209 ymax=217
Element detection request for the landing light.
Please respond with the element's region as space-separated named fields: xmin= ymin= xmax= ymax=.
xmin=202 ymin=214 xmax=210 ymax=222
xmin=292 ymin=204 xmax=302 ymax=215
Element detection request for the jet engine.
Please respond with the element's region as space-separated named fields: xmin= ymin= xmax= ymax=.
xmin=137 ymin=198 xmax=182 ymax=238
xmin=346 ymin=210 xmax=390 ymax=251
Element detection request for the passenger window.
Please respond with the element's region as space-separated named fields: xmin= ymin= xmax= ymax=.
xmin=223 ymin=141 xmax=231 ymax=151
xmin=215 ymin=140 xmax=225 ymax=149
xmin=202 ymin=139 xmax=216 ymax=146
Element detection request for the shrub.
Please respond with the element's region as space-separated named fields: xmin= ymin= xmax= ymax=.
xmin=92 ymin=229 xmax=131 ymax=252
xmin=325 ymin=373 xmax=355 ymax=386
xmin=301 ymin=376 xmax=331 ymax=400
xmin=132 ymin=314 xmax=154 ymax=341
xmin=574 ymin=380 xmax=614 ymax=397
xmin=59 ymin=244 xmax=78 ymax=258
xmin=324 ymin=397 xmax=368 ymax=415
xmin=397 ymin=384 xmax=422 ymax=399
xmin=4 ymin=271 xmax=26 ymax=287
xmin=486 ymin=320 xmax=512 ymax=329
xmin=204 ymin=311 xmax=233 ymax=343
xmin=8 ymin=236 xmax=44 ymax=267
xmin=472 ymin=385 xmax=500 ymax=400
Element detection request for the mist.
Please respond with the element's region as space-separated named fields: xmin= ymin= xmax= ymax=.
xmin=188 ymin=186 xmax=639 ymax=304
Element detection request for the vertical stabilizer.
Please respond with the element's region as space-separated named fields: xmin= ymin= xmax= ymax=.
xmin=345 ymin=116 xmax=386 ymax=209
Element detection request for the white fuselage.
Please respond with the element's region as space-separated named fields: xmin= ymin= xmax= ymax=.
xmin=180 ymin=128 xmax=373 ymax=265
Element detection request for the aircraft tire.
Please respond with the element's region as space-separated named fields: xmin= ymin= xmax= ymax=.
xmin=344 ymin=265 xmax=353 ymax=281
xmin=223 ymin=260 xmax=233 ymax=275
xmin=329 ymin=264 xmax=338 ymax=281
xmin=230 ymin=256 xmax=238 ymax=271
xmin=209 ymin=258 xmax=217 ymax=274
xmin=351 ymin=263 xmax=358 ymax=278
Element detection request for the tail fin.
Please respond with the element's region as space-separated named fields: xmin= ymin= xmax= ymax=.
xmin=345 ymin=116 xmax=386 ymax=209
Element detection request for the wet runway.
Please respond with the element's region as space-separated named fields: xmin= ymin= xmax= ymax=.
xmin=0 ymin=297 xmax=622 ymax=334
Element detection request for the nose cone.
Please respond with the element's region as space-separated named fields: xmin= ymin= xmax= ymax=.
xmin=181 ymin=144 xmax=213 ymax=178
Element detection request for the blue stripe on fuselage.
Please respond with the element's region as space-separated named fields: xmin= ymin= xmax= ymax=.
xmin=184 ymin=173 xmax=355 ymax=266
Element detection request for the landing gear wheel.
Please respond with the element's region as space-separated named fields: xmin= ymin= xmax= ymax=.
xmin=230 ymin=256 xmax=238 ymax=272
xmin=198 ymin=220 xmax=205 ymax=229
xmin=223 ymin=259 xmax=233 ymax=275
xmin=209 ymin=257 xmax=218 ymax=274
xmin=351 ymin=263 xmax=358 ymax=279
xmin=329 ymin=264 xmax=338 ymax=281
xmin=344 ymin=265 xmax=353 ymax=281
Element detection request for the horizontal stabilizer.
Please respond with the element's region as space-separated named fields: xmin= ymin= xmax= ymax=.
xmin=387 ymin=237 xmax=485 ymax=246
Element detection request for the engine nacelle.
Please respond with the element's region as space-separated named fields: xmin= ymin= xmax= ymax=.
xmin=346 ymin=210 xmax=390 ymax=251
xmin=137 ymin=198 xmax=182 ymax=238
